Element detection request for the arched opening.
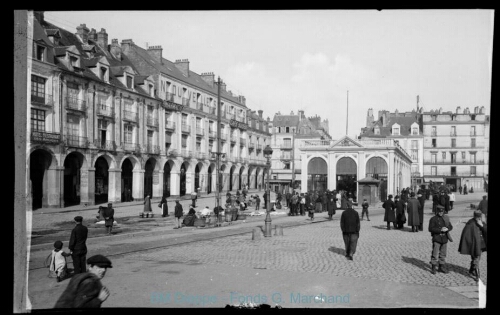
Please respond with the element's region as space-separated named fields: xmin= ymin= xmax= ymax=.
xmin=366 ymin=156 xmax=388 ymax=201
xmin=207 ymin=164 xmax=214 ymax=194
xmin=308 ymin=157 xmax=328 ymax=192
xmin=64 ymin=152 xmax=83 ymax=207
xmin=180 ymin=163 xmax=187 ymax=196
xmin=229 ymin=165 xmax=236 ymax=191
xmin=219 ymin=164 xmax=226 ymax=192
xmin=247 ymin=167 xmax=252 ymax=189
xmin=95 ymin=156 xmax=109 ymax=204
xmin=336 ymin=157 xmax=357 ymax=200
xmin=29 ymin=149 xmax=52 ymax=210
xmin=195 ymin=163 xmax=202 ymax=192
xmin=255 ymin=168 xmax=260 ymax=189
xmin=239 ymin=167 xmax=244 ymax=191
xmin=121 ymin=158 xmax=133 ymax=201
xmin=144 ymin=158 xmax=156 ymax=198
xmin=163 ymin=161 xmax=171 ymax=197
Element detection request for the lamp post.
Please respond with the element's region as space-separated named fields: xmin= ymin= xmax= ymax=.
xmin=263 ymin=144 xmax=273 ymax=237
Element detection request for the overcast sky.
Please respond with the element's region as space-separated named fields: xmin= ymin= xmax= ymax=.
xmin=44 ymin=10 xmax=494 ymax=139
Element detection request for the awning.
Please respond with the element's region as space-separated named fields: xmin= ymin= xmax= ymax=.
xmin=424 ymin=177 xmax=444 ymax=183
xmin=269 ymin=179 xmax=294 ymax=183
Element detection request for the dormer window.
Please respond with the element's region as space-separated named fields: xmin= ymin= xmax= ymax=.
xmin=126 ymin=76 xmax=133 ymax=89
xmin=412 ymin=127 xmax=419 ymax=135
xmin=100 ymin=67 xmax=108 ymax=82
xmin=149 ymin=84 xmax=154 ymax=96
xmin=35 ymin=45 xmax=45 ymax=62
xmin=392 ymin=125 xmax=400 ymax=136
xmin=374 ymin=127 xmax=380 ymax=135
xmin=70 ymin=55 xmax=79 ymax=69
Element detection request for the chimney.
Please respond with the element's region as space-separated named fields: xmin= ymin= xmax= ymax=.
xmin=238 ymin=95 xmax=246 ymax=105
xmin=174 ymin=59 xmax=189 ymax=76
xmin=290 ymin=111 xmax=294 ymax=115
xmin=110 ymin=39 xmax=122 ymax=60
xmin=34 ymin=11 xmax=44 ymax=23
xmin=474 ymin=106 xmax=479 ymax=114
xmin=298 ymin=110 xmax=304 ymax=121
xmin=366 ymin=108 xmax=374 ymax=127
xmin=76 ymin=24 xmax=90 ymax=43
xmin=220 ymin=81 xmax=226 ymax=91
xmin=480 ymin=106 xmax=485 ymax=114
xmin=258 ymin=110 xmax=263 ymax=118
xmin=201 ymin=72 xmax=215 ymax=87
xmin=147 ymin=45 xmax=163 ymax=64
xmin=97 ymin=28 xmax=108 ymax=50
xmin=120 ymin=39 xmax=134 ymax=55
xmin=88 ymin=28 xmax=97 ymax=42
xmin=456 ymin=106 xmax=461 ymax=114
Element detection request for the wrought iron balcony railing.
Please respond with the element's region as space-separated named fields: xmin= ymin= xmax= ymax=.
xmin=165 ymin=121 xmax=176 ymax=130
xmin=196 ymin=127 xmax=204 ymax=136
xmin=196 ymin=101 xmax=203 ymax=111
xmin=66 ymin=96 xmax=87 ymax=112
xmin=240 ymin=138 xmax=246 ymax=146
xmin=423 ymin=160 xmax=485 ymax=165
xmin=122 ymin=142 xmax=139 ymax=152
xmin=146 ymin=144 xmax=161 ymax=155
xmin=236 ymin=115 xmax=246 ymax=123
xmin=181 ymin=149 xmax=192 ymax=158
xmin=280 ymin=154 xmax=292 ymax=160
xmin=147 ymin=116 xmax=159 ymax=127
xmin=248 ymin=142 xmax=255 ymax=149
xmin=209 ymin=107 xmax=216 ymax=115
xmin=181 ymin=124 xmax=191 ymax=133
xmin=31 ymin=93 xmax=54 ymax=107
xmin=256 ymin=144 xmax=263 ymax=151
xmin=208 ymin=130 xmax=216 ymax=138
xmin=195 ymin=152 xmax=207 ymax=160
xmin=280 ymin=144 xmax=293 ymax=149
xmin=94 ymin=139 xmax=116 ymax=151
xmin=64 ymin=135 xmax=89 ymax=148
xmin=165 ymin=92 xmax=175 ymax=102
xmin=123 ymin=110 xmax=138 ymax=122
xmin=30 ymin=130 xmax=60 ymax=144
xmin=182 ymin=97 xmax=190 ymax=106
xmin=96 ymin=103 xmax=114 ymax=117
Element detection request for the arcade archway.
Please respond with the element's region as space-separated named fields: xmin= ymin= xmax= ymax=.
xmin=144 ymin=158 xmax=156 ymax=198
xmin=336 ymin=157 xmax=357 ymax=199
xmin=366 ymin=156 xmax=388 ymax=201
xmin=307 ymin=157 xmax=328 ymax=192
xmin=95 ymin=156 xmax=109 ymax=204
xmin=29 ymin=149 xmax=53 ymax=210
xmin=180 ymin=163 xmax=187 ymax=196
xmin=64 ymin=152 xmax=84 ymax=206
xmin=121 ymin=158 xmax=133 ymax=201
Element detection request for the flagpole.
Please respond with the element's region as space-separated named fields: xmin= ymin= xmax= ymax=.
xmin=346 ymin=90 xmax=349 ymax=136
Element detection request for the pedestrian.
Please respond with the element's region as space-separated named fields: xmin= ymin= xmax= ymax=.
xmin=54 ymin=254 xmax=112 ymax=308
xmin=382 ymin=195 xmax=396 ymax=230
xmin=340 ymin=191 xmax=348 ymax=210
xmin=322 ymin=192 xmax=328 ymax=214
xmin=315 ymin=193 xmax=323 ymax=213
xmin=432 ymin=192 xmax=439 ymax=215
xmin=174 ymin=199 xmax=183 ymax=229
xmin=255 ymin=194 xmax=261 ymax=211
xmin=300 ymin=193 xmax=305 ymax=216
xmin=407 ymin=192 xmax=421 ymax=232
xmin=395 ymin=195 xmax=406 ymax=229
xmin=213 ymin=204 xmax=224 ymax=226
xmin=428 ymin=206 xmax=453 ymax=274
xmin=360 ymin=198 xmax=370 ymax=221
xmin=103 ymin=203 xmax=114 ymax=235
xmin=470 ymin=186 xmax=474 ymax=193
xmin=68 ymin=216 xmax=88 ymax=274
xmin=340 ymin=199 xmax=360 ymax=261
xmin=477 ymin=195 xmax=488 ymax=222
xmin=336 ymin=190 xmax=341 ymax=208
xmin=160 ymin=194 xmax=169 ymax=217
xmin=49 ymin=240 xmax=71 ymax=282
xmin=438 ymin=191 xmax=449 ymax=214
xmin=285 ymin=190 xmax=291 ymax=209
xmin=327 ymin=191 xmax=337 ymax=220
xmin=263 ymin=191 xmax=268 ymax=210
xmin=191 ymin=190 xmax=198 ymax=207
xmin=308 ymin=201 xmax=315 ymax=221
xmin=290 ymin=193 xmax=298 ymax=216
xmin=417 ymin=188 xmax=426 ymax=229
xmin=143 ymin=194 xmax=152 ymax=215
xmin=458 ymin=210 xmax=487 ymax=281
xmin=449 ymin=191 xmax=455 ymax=210
xmin=463 ymin=184 xmax=468 ymax=195
xmin=458 ymin=185 xmax=462 ymax=195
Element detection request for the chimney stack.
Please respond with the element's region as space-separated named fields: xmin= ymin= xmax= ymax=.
xmin=97 ymin=28 xmax=108 ymax=50
xmin=120 ymin=39 xmax=134 ymax=55
xmin=220 ymin=82 xmax=226 ymax=91
xmin=110 ymin=39 xmax=122 ymax=60
xmin=258 ymin=110 xmax=263 ymax=118
xmin=147 ymin=45 xmax=163 ymax=64
xmin=201 ymin=72 xmax=215 ymax=87
xmin=456 ymin=106 xmax=461 ymax=114
xmin=88 ymin=28 xmax=97 ymax=42
xmin=76 ymin=24 xmax=90 ymax=43
xmin=366 ymin=108 xmax=374 ymax=127
xmin=238 ymin=95 xmax=246 ymax=105
xmin=174 ymin=59 xmax=189 ymax=77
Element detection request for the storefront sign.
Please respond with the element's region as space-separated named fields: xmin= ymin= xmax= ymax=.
xmin=30 ymin=131 xmax=60 ymax=144
xmin=153 ymin=174 xmax=159 ymax=185
xmin=163 ymin=101 xmax=184 ymax=112
xmin=229 ymin=119 xmax=248 ymax=130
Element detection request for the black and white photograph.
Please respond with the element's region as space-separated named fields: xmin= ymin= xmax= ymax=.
xmin=13 ymin=9 xmax=492 ymax=310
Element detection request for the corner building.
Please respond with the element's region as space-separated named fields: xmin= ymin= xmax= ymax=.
xmin=27 ymin=12 xmax=271 ymax=209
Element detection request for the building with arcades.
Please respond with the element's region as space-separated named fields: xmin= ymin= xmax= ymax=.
xmin=27 ymin=11 xmax=271 ymax=210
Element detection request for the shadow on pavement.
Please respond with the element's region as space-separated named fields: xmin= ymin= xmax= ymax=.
xmin=401 ymin=256 xmax=472 ymax=277
xmin=328 ymin=246 xmax=346 ymax=256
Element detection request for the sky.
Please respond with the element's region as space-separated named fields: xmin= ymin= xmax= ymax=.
xmin=44 ymin=10 xmax=494 ymax=139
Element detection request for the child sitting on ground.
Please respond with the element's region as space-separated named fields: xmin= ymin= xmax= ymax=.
xmin=49 ymin=240 xmax=71 ymax=282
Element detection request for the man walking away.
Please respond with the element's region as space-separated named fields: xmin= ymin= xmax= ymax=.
xmin=458 ymin=210 xmax=487 ymax=281
xmin=383 ymin=195 xmax=396 ymax=230
xmin=160 ymin=194 xmax=169 ymax=217
xmin=407 ymin=192 xmax=421 ymax=232
xmin=191 ymin=190 xmax=198 ymax=207
xmin=340 ymin=201 xmax=360 ymax=261
xmin=477 ymin=195 xmax=488 ymax=222
xmin=174 ymin=200 xmax=183 ymax=229
xmin=361 ymin=198 xmax=369 ymax=221
xmin=428 ymin=206 xmax=453 ymax=274
xmin=69 ymin=216 xmax=88 ymax=274
xmin=395 ymin=195 xmax=406 ymax=229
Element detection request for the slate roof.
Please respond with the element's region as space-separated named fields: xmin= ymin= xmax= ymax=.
xmin=272 ymin=115 xmax=300 ymax=127
xmin=360 ymin=114 xmax=421 ymax=137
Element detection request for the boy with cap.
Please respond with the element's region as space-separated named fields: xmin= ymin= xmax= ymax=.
xmin=54 ymin=254 xmax=112 ymax=308
xmin=428 ymin=206 xmax=453 ymax=274
xmin=49 ymin=240 xmax=71 ymax=282
xmin=69 ymin=216 xmax=88 ymax=274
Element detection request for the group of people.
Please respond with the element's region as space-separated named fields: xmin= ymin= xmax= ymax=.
xmin=382 ymin=188 xmax=426 ymax=232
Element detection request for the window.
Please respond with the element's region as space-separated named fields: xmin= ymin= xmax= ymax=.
xmin=98 ymin=119 xmax=108 ymax=130
xmin=392 ymin=127 xmax=400 ymax=135
xmin=283 ymin=138 xmax=291 ymax=147
xmin=196 ymin=141 xmax=201 ymax=152
xmin=374 ymin=127 xmax=380 ymax=135
xmin=412 ymin=127 xmax=418 ymax=135
xmin=124 ymin=125 xmax=134 ymax=143
xmin=471 ymin=126 xmax=476 ymax=136
xmin=442 ymin=152 xmax=446 ymax=159
xmin=181 ymin=135 xmax=187 ymax=148
xmin=432 ymin=139 xmax=436 ymax=148
xmin=173 ymin=85 xmax=177 ymax=95
xmin=31 ymin=109 xmax=45 ymax=131
xmin=431 ymin=126 xmax=437 ymax=136
xmin=431 ymin=154 xmax=437 ymax=164
xmin=31 ymin=75 xmax=46 ymax=102
xmin=66 ymin=115 xmax=79 ymax=136
xmin=126 ymin=76 xmax=133 ymax=89
xmin=451 ymin=126 xmax=456 ymax=136
xmin=451 ymin=139 xmax=456 ymax=148
xmin=411 ymin=140 xmax=418 ymax=149
xmin=196 ymin=118 xmax=201 ymax=128
xmin=182 ymin=114 xmax=188 ymax=125
xmin=284 ymin=162 xmax=290 ymax=170
xmin=470 ymin=166 xmax=476 ymax=176
xmin=147 ymin=130 xmax=154 ymax=146
xmin=451 ymin=115 xmax=456 ymax=121
xmin=471 ymin=138 xmax=476 ymax=148
xmin=470 ymin=153 xmax=476 ymax=164
xmin=431 ymin=166 xmax=437 ymax=175
xmin=411 ymin=149 xmax=418 ymax=161
xmin=462 ymin=152 xmax=466 ymax=160
xmin=70 ymin=56 xmax=79 ymax=68
xmin=451 ymin=153 xmax=456 ymax=163
xmin=286 ymin=127 xmax=290 ymax=133
xmin=35 ymin=45 xmax=45 ymax=61
xmin=471 ymin=115 xmax=476 ymax=121
xmin=451 ymin=167 xmax=456 ymax=176
xmin=67 ymin=82 xmax=79 ymax=98
xmin=149 ymin=84 xmax=154 ymax=96
xmin=432 ymin=115 xmax=437 ymax=121
xmin=100 ymin=67 xmax=108 ymax=81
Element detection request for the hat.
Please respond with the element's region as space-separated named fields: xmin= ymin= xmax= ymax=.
xmin=87 ymin=254 xmax=113 ymax=268
xmin=74 ymin=216 xmax=83 ymax=222
xmin=175 ymin=199 xmax=180 ymax=202
xmin=410 ymin=192 xmax=415 ymax=197
xmin=54 ymin=240 xmax=63 ymax=250
xmin=473 ymin=210 xmax=483 ymax=218
xmin=436 ymin=205 xmax=445 ymax=211
xmin=388 ymin=195 xmax=393 ymax=199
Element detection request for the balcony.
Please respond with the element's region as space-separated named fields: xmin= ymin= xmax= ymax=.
xmin=424 ymin=145 xmax=482 ymax=149
xmin=64 ymin=135 xmax=89 ymax=148
xmin=240 ymin=138 xmax=246 ymax=146
xmin=209 ymin=107 xmax=216 ymax=115
xmin=220 ymin=133 xmax=227 ymax=142
xmin=30 ymin=130 xmax=60 ymax=144
xmin=31 ymin=93 xmax=54 ymax=108
xmin=66 ymin=96 xmax=87 ymax=112
xmin=208 ymin=129 xmax=216 ymax=139
xmin=182 ymin=97 xmax=190 ymax=106
xmin=423 ymin=160 xmax=485 ymax=165
xmin=123 ymin=110 xmax=138 ymax=122
xmin=146 ymin=116 xmax=159 ymax=128
xmin=280 ymin=144 xmax=293 ymax=149
xmin=94 ymin=139 xmax=116 ymax=151
xmin=248 ymin=142 xmax=255 ymax=150
xmin=165 ymin=121 xmax=176 ymax=131
xmin=181 ymin=124 xmax=191 ymax=134
xmin=195 ymin=152 xmax=207 ymax=160
xmin=236 ymin=115 xmax=246 ymax=123
xmin=167 ymin=149 xmax=178 ymax=158
xmin=180 ymin=149 xmax=192 ymax=158
xmin=195 ymin=127 xmax=204 ymax=136
xmin=165 ymin=92 xmax=175 ymax=102
xmin=122 ymin=142 xmax=139 ymax=153
xmin=226 ymin=112 xmax=235 ymax=120
xmin=146 ymin=144 xmax=161 ymax=155
xmin=96 ymin=103 xmax=114 ymax=118
xmin=256 ymin=144 xmax=262 ymax=151
xmin=195 ymin=101 xmax=203 ymax=111
xmin=230 ymin=135 xmax=237 ymax=144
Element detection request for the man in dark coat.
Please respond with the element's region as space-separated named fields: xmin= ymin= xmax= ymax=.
xmin=458 ymin=185 xmax=462 ymax=195
xmin=432 ymin=193 xmax=439 ymax=215
xmin=463 ymin=184 xmax=468 ymax=195
xmin=327 ymin=191 xmax=337 ymax=220
xmin=477 ymin=195 xmax=488 ymax=221
xmin=428 ymin=206 xmax=453 ymax=274
xmin=340 ymin=201 xmax=360 ymax=261
xmin=69 ymin=216 xmax=88 ymax=274
xmin=383 ymin=195 xmax=396 ymax=230
xmin=160 ymin=195 xmax=169 ymax=217
xmin=321 ymin=192 xmax=328 ymax=214
xmin=395 ymin=195 xmax=406 ymax=230
xmin=54 ymin=255 xmax=112 ymax=308
xmin=103 ymin=203 xmax=114 ymax=235
xmin=285 ymin=190 xmax=291 ymax=209
xmin=407 ymin=192 xmax=421 ymax=232
xmin=458 ymin=210 xmax=487 ymax=281
xmin=417 ymin=189 xmax=426 ymax=231
xmin=263 ymin=191 xmax=268 ymax=210
xmin=174 ymin=200 xmax=183 ymax=229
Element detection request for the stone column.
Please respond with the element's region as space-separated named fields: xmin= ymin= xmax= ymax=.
xmin=186 ymin=170 xmax=195 ymax=194
xmin=301 ymin=153 xmax=308 ymax=193
xmin=170 ymin=171 xmax=180 ymax=198
xmin=45 ymin=166 xmax=64 ymax=208
xmin=328 ymin=152 xmax=336 ymax=190
xmin=79 ymin=167 xmax=91 ymax=205
xmin=154 ymin=170 xmax=163 ymax=198
xmin=87 ymin=167 xmax=96 ymax=205
xmin=132 ymin=169 xmax=144 ymax=201
xmin=107 ymin=168 xmax=121 ymax=203
xmin=388 ymin=151 xmax=395 ymax=196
